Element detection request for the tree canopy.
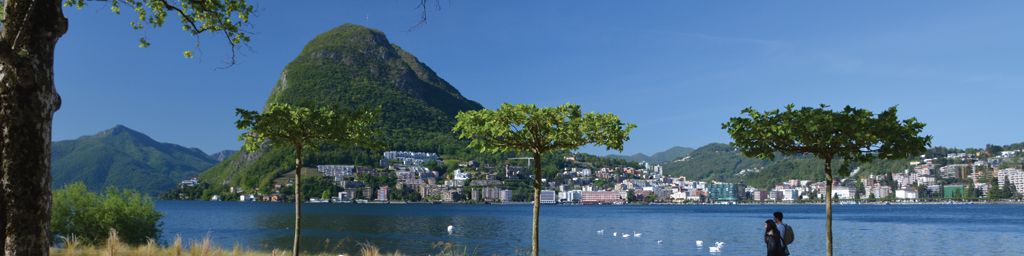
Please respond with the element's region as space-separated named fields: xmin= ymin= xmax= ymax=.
xmin=59 ymin=0 xmax=254 ymax=61
xmin=235 ymin=103 xmax=379 ymax=153
xmin=453 ymin=103 xmax=635 ymax=155
xmin=723 ymin=104 xmax=931 ymax=176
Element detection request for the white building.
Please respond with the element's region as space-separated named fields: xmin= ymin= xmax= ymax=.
xmin=1000 ymin=150 xmax=1021 ymax=158
xmin=239 ymin=194 xmax=256 ymax=202
xmin=895 ymin=189 xmax=918 ymax=199
xmin=867 ymin=185 xmax=892 ymax=198
xmin=939 ymin=164 xmax=969 ymax=179
xmin=916 ymin=176 xmax=937 ymax=186
xmin=499 ymin=190 xmax=513 ymax=203
xmin=782 ymin=189 xmax=799 ymax=201
xmin=540 ymin=190 xmax=557 ymax=204
xmin=560 ymin=190 xmax=582 ymax=203
xmin=453 ymin=169 xmax=470 ymax=182
xmin=996 ymin=168 xmax=1024 ymax=195
xmin=381 ymin=151 xmax=439 ymax=166
xmin=830 ymin=186 xmax=856 ymax=200
xmin=336 ymin=191 xmax=352 ymax=202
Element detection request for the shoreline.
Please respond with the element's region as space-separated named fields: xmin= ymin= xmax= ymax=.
xmin=168 ymin=199 xmax=1024 ymax=206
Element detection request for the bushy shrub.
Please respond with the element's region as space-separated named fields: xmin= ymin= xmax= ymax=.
xmin=51 ymin=182 xmax=162 ymax=245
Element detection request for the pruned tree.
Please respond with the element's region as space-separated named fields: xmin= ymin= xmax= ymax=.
xmin=236 ymin=102 xmax=378 ymax=256
xmin=453 ymin=103 xmax=635 ymax=256
xmin=722 ymin=104 xmax=931 ymax=256
xmin=0 ymin=0 xmax=252 ymax=254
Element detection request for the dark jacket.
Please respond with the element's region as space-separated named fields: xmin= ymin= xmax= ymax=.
xmin=765 ymin=231 xmax=787 ymax=256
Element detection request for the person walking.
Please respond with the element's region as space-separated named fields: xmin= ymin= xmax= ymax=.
xmin=774 ymin=211 xmax=794 ymax=254
xmin=764 ymin=219 xmax=787 ymax=256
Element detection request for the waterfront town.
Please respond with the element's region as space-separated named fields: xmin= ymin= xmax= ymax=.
xmin=181 ymin=149 xmax=1024 ymax=205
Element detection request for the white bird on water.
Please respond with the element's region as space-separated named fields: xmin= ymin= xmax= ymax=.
xmin=695 ymin=240 xmax=703 ymax=247
xmin=633 ymin=231 xmax=642 ymax=238
xmin=446 ymin=225 xmax=454 ymax=235
xmin=596 ymin=229 xmax=604 ymax=235
xmin=709 ymin=241 xmax=725 ymax=253
xmin=612 ymin=232 xmax=618 ymax=236
xmin=656 ymin=240 xmax=663 ymax=245
xmin=622 ymin=234 xmax=631 ymax=238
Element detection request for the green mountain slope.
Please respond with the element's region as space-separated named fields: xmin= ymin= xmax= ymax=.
xmin=200 ymin=24 xmax=483 ymax=190
xmin=663 ymin=143 xmax=911 ymax=189
xmin=608 ymin=146 xmax=694 ymax=164
xmin=51 ymin=125 xmax=217 ymax=194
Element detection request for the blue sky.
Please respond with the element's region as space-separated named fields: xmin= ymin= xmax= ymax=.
xmin=54 ymin=1 xmax=1024 ymax=156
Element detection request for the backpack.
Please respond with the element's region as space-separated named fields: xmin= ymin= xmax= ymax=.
xmin=783 ymin=224 xmax=795 ymax=245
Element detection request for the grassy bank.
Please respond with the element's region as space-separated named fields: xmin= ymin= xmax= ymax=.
xmin=49 ymin=230 xmax=471 ymax=256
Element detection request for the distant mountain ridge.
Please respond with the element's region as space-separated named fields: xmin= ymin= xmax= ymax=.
xmin=607 ymin=146 xmax=695 ymax=164
xmin=209 ymin=150 xmax=237 ymax=162
xmin=51 ymin=125 xmax=218 ymax=195
xmin=660 ymin=141 xmax=1024 ymax=189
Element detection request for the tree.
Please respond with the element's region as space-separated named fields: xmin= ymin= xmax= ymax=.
xmin=0 ymin=1 xmax=252 ymax=254
xmin=453 ymin=103 xmax=635 ymax=256
xmin=51 ymin=182 xmax=162 ymax=246
xmin=723 ymin=104 xmax=930 ymax=256
xmin=236 ymin=103 xmax=378 ymax=256
xmin=1007 ymin=180 xmax=1019 ymax=199
xmin=964 ymin=182 xmax=976 ymax=200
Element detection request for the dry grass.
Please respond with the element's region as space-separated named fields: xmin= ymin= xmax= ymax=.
xmin=50 ymin=231 xmax=474 ymax=256
xmin=356 ymin=242 xmax=406 ymax=256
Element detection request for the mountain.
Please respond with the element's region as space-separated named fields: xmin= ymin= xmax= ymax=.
xmin=209 ymin=150 xmax=237 ymax=162
xmin=607 ymin=146 xmax=694 ymax=164
xmin=51 ymin=125 xmax=218 ymax=195
xmin=663 ymin=143 xmax=915 ymax=189
xmin=199 ymin=24 xmax=484 ymax=190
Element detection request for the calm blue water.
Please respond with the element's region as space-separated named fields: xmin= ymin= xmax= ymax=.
xmin=157 ymin=201 xmax=1024 ymax=255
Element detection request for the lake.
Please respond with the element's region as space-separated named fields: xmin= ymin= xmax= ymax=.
xmin=157 ymin=201 xmax=1024 ymax=255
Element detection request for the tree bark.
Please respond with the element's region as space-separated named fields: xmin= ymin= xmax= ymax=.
xmin=531 ymin=152 xmax=542 ymax=256
xmin=293 ymin=145 xmax=302 ymax=256
xmin=0 ymin=0 xmax=68 ymax=255
xmin=824 ymin=158 xmax=834 ymax=256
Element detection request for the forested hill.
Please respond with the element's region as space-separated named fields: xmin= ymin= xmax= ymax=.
xmin=199 ymin=24 xmax=484 ymax=191
xmin=51 ymin=125 xmax=217 ymax=195
xmin=662 ymin=143 xmax=912 ymax=189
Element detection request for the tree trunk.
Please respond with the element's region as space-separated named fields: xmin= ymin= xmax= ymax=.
xmin=292 ymin=145 xmax=302 ymax=256
xmin=531 ymin=152 xmax=542 ymax=256
xmin=824 ymin=158 xmax=834 ymax=256
xmin=0 ymin=0 xmax=68 ymax=255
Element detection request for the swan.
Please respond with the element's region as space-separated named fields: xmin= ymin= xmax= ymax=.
xmin=715 ymin=241 xmax=725 ymax=247
xmin=633 ymin=232 xmax=642 ymax=237
xmin=695 ymin=240 xmax=703 ymax=247
xmin=596 ymin=229 xmax=604 ymax=235
xmin=622 ymin=234 xmax=631 ymax=238
xmin=709 ymin=246 xmax=721 ymax=253
xmin=612 ymin=232 xmax=618 ymax=236
xmin=446 ymin=225 xmax=454 ymax=235
xmin=656 ymin=240 xmax=663 ymax=245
